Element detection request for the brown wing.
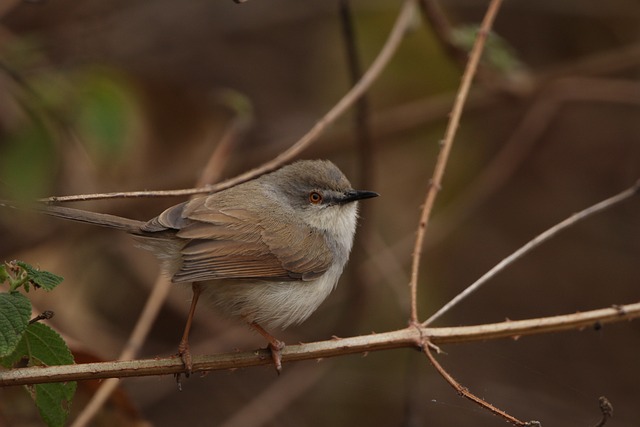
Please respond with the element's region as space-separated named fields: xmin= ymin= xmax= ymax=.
xmin=142 ymin=196 xmax=333 ymax=284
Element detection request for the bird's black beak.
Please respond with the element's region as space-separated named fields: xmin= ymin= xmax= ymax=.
xmin=339 ymin=190 xmax=379 ymax=204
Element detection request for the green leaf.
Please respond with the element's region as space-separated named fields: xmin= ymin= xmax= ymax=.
xmin=0 ymin=292 xmax=31 ymax=357
xmin=15 ymin=261 xmax=64 ymax=291
xmin=32 ymin=382 xmax=76 ymax=427
xmin=2 ymin=322 xmax=75 ymax=367
xmin=2 ymin=323 xmax=76 ymax=427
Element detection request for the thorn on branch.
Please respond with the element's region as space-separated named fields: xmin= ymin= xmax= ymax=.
xmin=409 ymin=321 xmax=426 ymax=350
xmin=593 ymin=396 xmax=613 ymax=427
xmin=428 ymin=179 xmax=442 ymax=192
xmin=611 ymin=304 xmax=626 ymax=316
xmin=427 ymin=341 xmax=443 ymax=355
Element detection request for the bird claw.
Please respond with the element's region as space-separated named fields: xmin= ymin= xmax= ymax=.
xmin=268 ymin=339 xmax=285 ymax=374
xmin=178 ymin=340 xmax=193 ymax=377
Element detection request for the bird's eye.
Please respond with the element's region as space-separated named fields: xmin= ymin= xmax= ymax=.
xmin=308 ymin=191 xmax=323 ymax=204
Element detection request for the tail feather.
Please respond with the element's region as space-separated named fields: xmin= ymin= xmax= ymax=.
xmin=0 ymin=200 xmax=146 ymax=234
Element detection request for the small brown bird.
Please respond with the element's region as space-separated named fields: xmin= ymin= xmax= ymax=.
xmin=1 ymin=160 xmax=378 ymax=373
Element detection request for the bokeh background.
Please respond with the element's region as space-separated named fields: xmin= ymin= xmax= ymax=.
xmin=1 ymin=0 xmax=640 ymax=425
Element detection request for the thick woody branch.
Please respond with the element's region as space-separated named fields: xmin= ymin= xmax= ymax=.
xmin=2 ymin=301 xmax=638 ymax=387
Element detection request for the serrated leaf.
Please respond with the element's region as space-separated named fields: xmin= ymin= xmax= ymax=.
xmin=3 ymin=322 xmax=75 ymax=367
xmin=33 ymin=381 xmax=76 ymax=427
xmin=0 ymin=292 xmax=31 ymax=357
xmin=16 ymin=261 xmax=63 ymax=291
xmin=3 ymin=323 xmax=76 ymax=427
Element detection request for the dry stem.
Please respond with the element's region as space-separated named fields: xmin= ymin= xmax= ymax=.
xmin=409 ymin=0 xmax=504 ymax=323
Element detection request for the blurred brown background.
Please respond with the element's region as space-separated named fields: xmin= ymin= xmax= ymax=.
xmin=1 ymin=0 xmax=639 ymax=425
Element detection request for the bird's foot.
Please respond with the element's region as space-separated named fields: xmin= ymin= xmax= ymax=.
xmin=267 ymin=338 xmax=285 ymax=374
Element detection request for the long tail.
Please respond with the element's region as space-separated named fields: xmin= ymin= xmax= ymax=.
xmin=0 ymin=200 xmax=146 ymax=234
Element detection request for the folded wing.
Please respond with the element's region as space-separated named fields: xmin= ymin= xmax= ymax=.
xmin=141 ymin=196 xmax=333 ymax=284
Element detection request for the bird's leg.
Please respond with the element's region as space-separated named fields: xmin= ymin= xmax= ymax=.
xmin=178 ymin=283 xmax=202 ymax=376
xmin=249 ymin=322 xmax=285 ymax=374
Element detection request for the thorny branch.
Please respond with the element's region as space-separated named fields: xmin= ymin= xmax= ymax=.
xmin=2 ymin=301 xmax=639 ymax=387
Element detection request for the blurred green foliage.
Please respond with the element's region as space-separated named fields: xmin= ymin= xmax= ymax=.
xmin=0 ymin=119 xmax=56 ymax=201
xmin=73 ymin=70 xmax=140 ymax=163
xmin=1 ymin=37 xmax=141 ymax=198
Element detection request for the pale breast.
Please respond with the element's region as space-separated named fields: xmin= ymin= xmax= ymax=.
xmin=202 ymin=260 xmax=345 ymax=330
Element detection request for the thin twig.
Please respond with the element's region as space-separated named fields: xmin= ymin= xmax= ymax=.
xmin=409 ymin=0 xmax=504 ymax=324
xmin=422 ymin=341 xmax=536 ymax=426
xmin=424 ymin=179 xmax=640 ymax=326
xmin=37 ymin=0 xmax=416 ymax=205
xmin=28 ymin=311 xmax=54 ymax=324
xmin=2 ymin=301 xmax=639 ymax=386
